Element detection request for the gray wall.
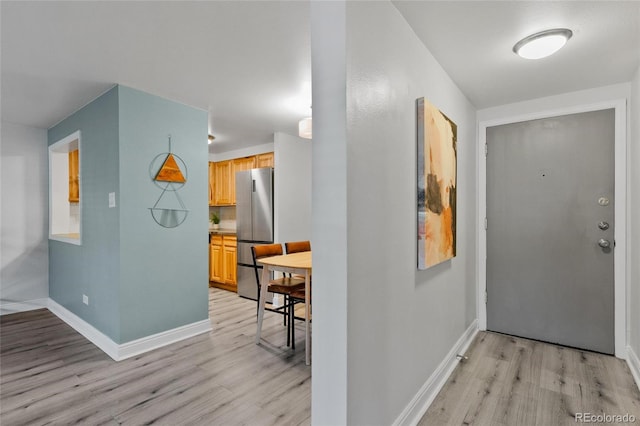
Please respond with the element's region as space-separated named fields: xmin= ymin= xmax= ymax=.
xmin=274 ymin=131 xmax=312 ymax=244
xmin=631 ymin=66 xmax=640 ymax=358
xmin=117 ymin=86 xmax=209 ymax=342
xmin=48 ymin=85 xmax=209 ymax=344
xmin=48 ymin=87 xmax=121 ymax=340
xmin=311 ymin=2 xmax=477 ymax=424
xmin=1 ymin=122 xmax=49 ymax=312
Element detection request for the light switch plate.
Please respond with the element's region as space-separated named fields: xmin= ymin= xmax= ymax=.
xmin=109 ymin=192 xmax=116 ymax=208
xmin=83 ymin=294 xmax=89 ymax=305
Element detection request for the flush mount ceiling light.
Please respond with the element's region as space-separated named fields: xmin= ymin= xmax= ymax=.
xmin=298 ymin=117 xmax=312 ymax=139
xmin=513 ymin=28 xmax=573 ymax=60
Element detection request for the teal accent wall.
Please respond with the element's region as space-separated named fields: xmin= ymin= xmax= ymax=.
xmin=48 ymin=86 xmax=121 ymax=341
xmin=117 ymin=86 xmax=209 ymax=342
xmin=48 ymin=85 xmax=209 ymax=344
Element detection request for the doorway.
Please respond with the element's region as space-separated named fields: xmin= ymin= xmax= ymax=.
xmin=485 ymin=109 xmax=615 ymax=354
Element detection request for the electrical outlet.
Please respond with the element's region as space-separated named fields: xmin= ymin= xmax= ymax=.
xmin=83 ymin=294 xmax=89 ymax=305
xmin=108 ymin=192 xmax=116 ymax=208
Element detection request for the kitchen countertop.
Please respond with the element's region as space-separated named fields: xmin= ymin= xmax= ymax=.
xmin=209 ymin=228 xmax=237 ymax=236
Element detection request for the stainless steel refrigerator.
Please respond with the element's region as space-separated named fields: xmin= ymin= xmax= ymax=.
xmin=236 ymin=168 xmax=274 ymax=300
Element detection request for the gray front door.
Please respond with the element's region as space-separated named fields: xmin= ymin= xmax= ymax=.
xmin=486 ymin=109 xmax=615 ymax=354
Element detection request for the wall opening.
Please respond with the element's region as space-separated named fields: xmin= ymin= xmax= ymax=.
xmin=49 ymin=130 xmax=81 ymax=245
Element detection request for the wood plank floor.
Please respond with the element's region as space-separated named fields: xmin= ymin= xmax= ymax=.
xmin=419 ymin=331 xmax=640 ymax=426
xmin=0 ymin=288 xmax=311 ymax=426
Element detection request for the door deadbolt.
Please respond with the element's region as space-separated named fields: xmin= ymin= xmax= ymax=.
xmin=598 ymin=221 xmax=610 ymax=230
xmin=598 ymin=239 xmax=611 ymax=249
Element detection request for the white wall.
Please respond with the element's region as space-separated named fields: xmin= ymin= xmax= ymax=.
xmin=630 ymin=66 xmax=640 ymax=360
xmin=310 ymin=2 xmax=349 ymax=424
xmin=477 ymin=83 xmax=632 ymax=122
xmin=311 ymin=2 xmax=477 ymax=424
xmin=274 ymin=132 xmax=312 ymax=244
xmin=1 ymin=122 xmax=49 ymax=314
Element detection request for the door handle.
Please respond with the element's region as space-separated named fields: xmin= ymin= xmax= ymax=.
xmin=598 ymin=239 xmax=611 ymax=249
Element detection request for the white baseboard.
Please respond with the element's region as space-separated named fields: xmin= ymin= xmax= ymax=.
xmin=118 ymin=319 xmax=211 ymax=361
xmin=628 ymin=346 xmax=640 ymax=392
xmin=47 ymin=298 xmax=121 ymax=360
xmin=46 ymin=298 xmax=211 ymax=361
xmin=393 ymin=319 xmax=479 ymax=426
xmin=0 ymin=298 xmax=49 ymax=315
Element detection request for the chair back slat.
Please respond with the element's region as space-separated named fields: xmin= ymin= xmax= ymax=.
xmin=284 ymin=241 xmax=311 ymax=254
xmin=252 ymin=244 xmax=283 ymax=260
xmin=251 ymin=244 xmax=284 ymax=291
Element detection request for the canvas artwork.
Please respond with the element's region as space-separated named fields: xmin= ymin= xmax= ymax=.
xmin=417 ymin=97 xmax=457 ymax=269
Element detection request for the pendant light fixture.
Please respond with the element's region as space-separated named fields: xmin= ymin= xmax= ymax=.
xmin=513 ymin=28 xmax=573 ymax=60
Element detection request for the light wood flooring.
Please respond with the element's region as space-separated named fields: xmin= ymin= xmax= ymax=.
xmin=420 ymin=331 xmax=640 ymax=426
xmin=5 ymin=295 xmax=640 ymax=426
xmin=0 ymin=288 xmax=311 ymax=426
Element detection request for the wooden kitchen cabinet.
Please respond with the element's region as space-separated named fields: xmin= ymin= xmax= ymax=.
xmin=208 ymin=162 xmax=215 ymax=206
xmin=210 ymin=234 xmax=237 ymax=291
xmin=231 ymin=157 xmax=256 ymax=204
xmin=209 ymin=235 xmax=223 ymax=283
xmin=222 ymin=236 xmax=237 ymax=285
xmin=213 ymin=160 xmax=232 ymax=205
xmin=68 ymin=149 xmax=79 ymax=203
xmin=255 ymin=152 xmax=274 ymax=168
xmin=209 ymin=152 xmax=274 ymax=206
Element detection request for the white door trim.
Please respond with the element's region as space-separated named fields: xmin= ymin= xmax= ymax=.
xmin=477 ymin=99 xmax=628 ymax=358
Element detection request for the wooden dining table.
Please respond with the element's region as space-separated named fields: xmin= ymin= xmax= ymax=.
xmin=255 ymin=251 xmax=312 ymax=365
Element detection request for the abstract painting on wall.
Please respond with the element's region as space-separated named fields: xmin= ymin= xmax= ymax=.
xmin=417 ymin=97 xmax=457 ymax=269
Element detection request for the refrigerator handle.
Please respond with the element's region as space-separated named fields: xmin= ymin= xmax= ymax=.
xmin=252 ymin=179 xmax=256 ymax=193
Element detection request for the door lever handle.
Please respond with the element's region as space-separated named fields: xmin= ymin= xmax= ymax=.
xmin=598 ymin=239 xmax=611 ymax=249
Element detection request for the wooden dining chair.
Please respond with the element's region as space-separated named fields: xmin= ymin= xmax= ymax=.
xmin=251 ymin=244 xmax=305 ymax=348
xmin=284 ymin=240 xmax=311 ymax=254
xmin=284 ymin=241 xmax=312 ymax=348
xmin=284 ymin=241 xmax=311 ymax=280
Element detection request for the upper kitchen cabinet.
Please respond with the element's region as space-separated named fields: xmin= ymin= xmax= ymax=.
xmin=213 ymin=160 xmax=233 ymax=206
xmin=208 ymin=162 xmax=215 ymax=206
xmin=231 ymin=156 xmax=256 ymax=204
xmin=209 ymin=152 xmax=274 ymax=206
xmin=255 ymin=152 xmax=274 ymax=168
xmin=68 ymin=149 xmax=80 ymax=203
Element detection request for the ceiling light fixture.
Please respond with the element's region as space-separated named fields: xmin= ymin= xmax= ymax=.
xmin=298 ymin=117 xmax=312 ymax=139
xmin=513 ymin=28 xmax=573 ymax=60
xmin=208 ymin=134 xmax=215 ymax=145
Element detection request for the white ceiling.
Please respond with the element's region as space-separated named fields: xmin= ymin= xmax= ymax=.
xmin=393 ymin=1 xmax=640 ymax=108
xmin=1 ymin=1 xmax=311 ymax=154
xmin=2 ymin=2 xmax=639 ymax=154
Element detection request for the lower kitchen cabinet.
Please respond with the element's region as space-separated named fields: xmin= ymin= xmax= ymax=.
xmin=209 ymin=235 xmax=223 ymax=283
xmin=223 ymin=237 xmax=237 ymax=285
xmin=210 ymin=234 xmax=237 ymax=292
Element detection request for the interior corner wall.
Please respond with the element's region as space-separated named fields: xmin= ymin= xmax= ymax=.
xmin=48 ymin=87 xmax=121 ymax=341
xmin=273 ymin=132 xmax=312 ymax=244
xmin=1 ymin=122 xmax=49 ymax=312
xmin=343 ymin=2 xmax=477 ymax=424
xmin=630 ymin=66 xmax=640 ymax=357
xmin=117 ymin=86 xmax=209 ymax=343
